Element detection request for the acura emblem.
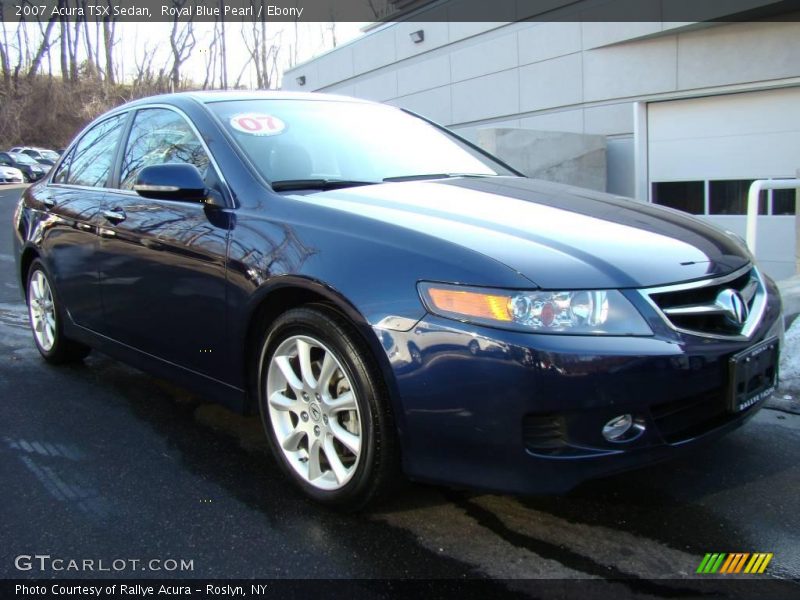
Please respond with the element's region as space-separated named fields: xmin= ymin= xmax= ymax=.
xmin=715 ymin=289 xmax=748 ymax=326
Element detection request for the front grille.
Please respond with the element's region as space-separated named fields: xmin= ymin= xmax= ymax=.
xmin=643 ymin=266 xmax=765 ymax=339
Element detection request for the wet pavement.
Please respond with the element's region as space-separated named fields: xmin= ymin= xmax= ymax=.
xmin=1 ymin=186 xmax=799 ymax=595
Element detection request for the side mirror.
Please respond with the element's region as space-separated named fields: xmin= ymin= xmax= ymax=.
xmin=134 ymin=163 xmax=220 ymax=205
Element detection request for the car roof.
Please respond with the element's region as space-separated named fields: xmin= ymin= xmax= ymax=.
xmin=116 ymin=90 xmax=378 ymax=112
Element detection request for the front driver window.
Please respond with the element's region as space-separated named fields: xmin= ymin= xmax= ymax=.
xmin=119 ymin=108 xmax=211 ymax=191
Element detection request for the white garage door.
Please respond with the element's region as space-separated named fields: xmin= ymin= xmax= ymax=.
xmin=648 ymin=87 xmax=799 ymax=280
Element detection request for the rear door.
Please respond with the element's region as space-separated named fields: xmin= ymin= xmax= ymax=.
xmin=37 ymin=113 xmax=128 ymax=331
xmin=97 ymin=106 xmax=232 ymax=383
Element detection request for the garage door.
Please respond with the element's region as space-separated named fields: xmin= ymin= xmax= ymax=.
xmin=648 ymin=87 xmax=799 ymax=280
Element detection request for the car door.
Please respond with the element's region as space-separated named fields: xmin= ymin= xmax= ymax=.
xmin=35 ymin=113 xmax=128 ymax=331
xmin=97 ymin=106 xmax=232 ymax=383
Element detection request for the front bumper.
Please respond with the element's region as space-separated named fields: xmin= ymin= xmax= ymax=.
xmin=380 ymin=276 xmax=783 ymax=495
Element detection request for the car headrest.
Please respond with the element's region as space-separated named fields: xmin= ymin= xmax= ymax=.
xmin=270 ymin=144 xmax=313 ymax=181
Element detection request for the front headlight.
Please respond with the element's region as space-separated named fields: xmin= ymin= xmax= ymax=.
xmin=418 ymin=282 xmax=652 ymax=335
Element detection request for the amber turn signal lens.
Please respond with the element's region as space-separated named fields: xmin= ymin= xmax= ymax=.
xmin=426 ymin=288 xmax=512 ymax=322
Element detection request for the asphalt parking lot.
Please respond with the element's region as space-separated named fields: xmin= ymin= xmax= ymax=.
xmin=1 ymin=185 xmax=799 ymax=596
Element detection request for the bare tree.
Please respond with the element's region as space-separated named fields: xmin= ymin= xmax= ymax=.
xmin=94 ymin=19 xmax=101 ymax=73
xmin=218 ymin=0 xmax=227 ymax=89
xmin=0 ymin=3 xmax=12 ymax=87
xmin=201 ymin=21 xmax=220 ymax=90
xmin=66 ymin=5 xmax=82 ymax=83
xmin=12 ymin=16 xmax=31 ymax=84
xmin=102 ymin=0 xmax=118 ymax=85
xmin=81 ymin=4 xmax=95 ymax=78
xmin=259 ymin=0 xmax=267 ymax=87
xmin=133 ymin=40 xmax=161 ymax=90
xmin=239 ymin=1 xmax=282 ymax=90
xmin=58 ymin=5 xmax=69 ymax=82
xmin=26 ymin=15 xmax=58 ymax=80
xmin=168 ymin=0 xmax=197 ymax=90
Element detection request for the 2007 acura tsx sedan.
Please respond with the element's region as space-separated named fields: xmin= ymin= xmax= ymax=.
xmin=13 ymin=92 xmax=783 ymax=509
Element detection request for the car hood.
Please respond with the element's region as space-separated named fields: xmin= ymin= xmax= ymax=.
xmin=291 ymin=177 xmax=750 ymax=289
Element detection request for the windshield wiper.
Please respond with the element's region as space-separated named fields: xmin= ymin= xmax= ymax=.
xmin=382 ymin=173 xmax=499 ymax=182
xmin=270 ymin=179 xmax=378 ymax=192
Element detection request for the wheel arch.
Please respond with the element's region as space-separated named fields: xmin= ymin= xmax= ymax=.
xmin=241 ymin=277 xmax=404 ymax=432
xmin=19 ymin=245 xmax=41 ymax=297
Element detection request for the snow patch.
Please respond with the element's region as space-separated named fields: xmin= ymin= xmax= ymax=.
xmin=780 ymin=317 xmax=800 ymax=385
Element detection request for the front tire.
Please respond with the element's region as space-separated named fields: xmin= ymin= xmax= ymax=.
xmin=257 ymin=306 xmax=398 ymax=510
xmin=26 ymin=259 xmax=91 ymax=364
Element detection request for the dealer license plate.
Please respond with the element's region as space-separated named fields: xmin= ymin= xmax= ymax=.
xmin=727 ymin=336 xmax=779 ymax=413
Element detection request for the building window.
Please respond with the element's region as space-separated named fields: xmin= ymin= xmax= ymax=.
xmin=773 ymin=188 xmax=797 ymax=215
xmin=708 ymin=179 xmax=769 ymax=215
xmin=653 ymin=179 xmax=794 ymax=216
xmin=652 ymin=181 xmax=704 ymax=214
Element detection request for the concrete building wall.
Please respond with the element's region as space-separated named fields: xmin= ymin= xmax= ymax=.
xmin=285 ymin=20 xmax=800 ymax=147
xmin=477 ymin=128 xmax=607 ymax=192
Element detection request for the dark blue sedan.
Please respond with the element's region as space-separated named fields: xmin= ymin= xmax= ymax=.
xmin=12 ymin=92 xmax=784 ymax=509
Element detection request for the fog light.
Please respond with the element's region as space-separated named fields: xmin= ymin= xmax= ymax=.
xmin=603 ymin=414 xmax=632 ymax=441
xmin=602 ymin=414 xmax=645 ymax=443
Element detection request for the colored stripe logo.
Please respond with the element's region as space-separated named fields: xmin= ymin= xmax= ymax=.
xmin=696 ymin=553 xmax=773 ymax=574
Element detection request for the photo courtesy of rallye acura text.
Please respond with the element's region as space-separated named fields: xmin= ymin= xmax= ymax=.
xmin=13 ymin=91 xmax=783 ymax=509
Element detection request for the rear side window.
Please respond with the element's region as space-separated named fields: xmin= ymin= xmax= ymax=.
xmin=119 ymin=108 xmax=211 ymax=191
xmin=52 ymin=149 xmax=73 ymax=184
xmin=65 ymin=114 xmax=126 ymax=187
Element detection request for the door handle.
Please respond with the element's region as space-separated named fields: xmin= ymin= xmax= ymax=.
xmin=103 ymin=209 xmax=126 ymax=224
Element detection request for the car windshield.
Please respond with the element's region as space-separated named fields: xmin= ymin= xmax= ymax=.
xmin=208 ymin=99 xmax=514 ymax=187
xmin=10 ymin=152 xmax=37 ymax=165
xmin=41 ymin=150 xmax=59 ymax=160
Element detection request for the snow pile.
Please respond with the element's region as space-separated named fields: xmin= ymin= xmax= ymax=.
xmin=781 ymin=317 xmax=800 ymax=385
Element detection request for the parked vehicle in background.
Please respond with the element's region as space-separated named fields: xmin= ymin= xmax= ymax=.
xmin=9 ymin=147 xmax=60 ymax=167
xmin=0 ymin=165 xmax=24 ymax=184
xmin=0 ymin=152 xmax=48 ymax=182
xmin=12 ymin=91 xmax=784 ymax=509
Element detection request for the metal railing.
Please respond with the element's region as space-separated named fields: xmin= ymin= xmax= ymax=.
xmin=746 ymin=178 xmax=800 ymax=253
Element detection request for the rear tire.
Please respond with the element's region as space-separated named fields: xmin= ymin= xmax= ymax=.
xmin=26 ymin=259 xmax=91 ymax=364
xmin=257 ymin=306 xmax=399 ymax=510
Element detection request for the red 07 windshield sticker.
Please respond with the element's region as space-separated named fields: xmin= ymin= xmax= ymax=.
xmin=229 ymin=113 xmax=286 ymax=136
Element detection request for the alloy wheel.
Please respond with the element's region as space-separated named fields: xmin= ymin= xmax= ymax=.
xmin=28 ymin=269 xmax=56 ymax=352
xmin=266 ymin=335 xmax=362 ymax=491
